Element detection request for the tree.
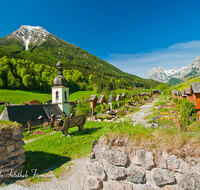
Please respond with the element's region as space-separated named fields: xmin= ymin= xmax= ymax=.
xmin=23 ymin=74 xmax=33 ymax=89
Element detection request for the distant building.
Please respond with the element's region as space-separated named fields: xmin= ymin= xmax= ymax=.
xmin=28 ymin=100 xmax=40 ymax=105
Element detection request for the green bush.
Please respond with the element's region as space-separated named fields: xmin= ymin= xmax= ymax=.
xmin=175 ymin=98 xmax=197 ymax=128
xmin=76 ymin=101 xmax=90 ymax=115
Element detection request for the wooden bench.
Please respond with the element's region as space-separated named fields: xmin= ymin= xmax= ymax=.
xmin=54 ymin=114 xmax=87 ymax=136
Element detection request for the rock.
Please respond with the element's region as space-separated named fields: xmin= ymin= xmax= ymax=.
xmin=90 ymin=152 xmax=95 ymax=160
xmin=7 ymin=144 xmax=15 ymax=152
xmin=0 ymin=152 xmax=7 ymax=162
xmin=0 ymin=146 xmax=6 ymax=153
xmin=162 ymin=185 xmax=178 ymax=190
xmin=127 ymin=165 xmax=146 ymax=183
xmin=167 ymin=155 xmax=180 ymax=170
xmin=86 ymin=160 xmax=106 ymax=180
xmin=13 ymin=134 xmax=24 ymax=141
xmin=17 ymin=154 xmax=25 ymax=165
xmin=7 ymin=147 xmax=25 ymax=159
xmin=103 ymin=181 xmax=125 ymax=190
xmin=121 ymin=182 xmax=133 ymax=190
xmin=0 ymin=140 xmax=5 ymax=145
xmin=132 ymin=149 xmax=155 ymax=170
xmin=177 ymin=173 xmax=200 ymax=190
xmin=104 ymin=164 xmax=126 ymax=180
xmin=13 ymin=128 xmax=24 ymax=136
xmin=151 ymin=168 xmax=175 ymax=186
xmin=15 ymin=140 xmax=25 ymax=149
xmin=101 ymin=147 xmax=128 ymax=166
xmin=158 ymin=151 xmax=169 ymax=169
xmin=132 ymin=184 xmax=160 ymax=190
xmin=158 ymin=151 xmax=180 ymax=170
xmin=177 ymin=159 xmax=190 ymax=174
xmin=86 ymin=175 xmax=102 ymax=190
xmin=92 ymin=140 xmax=98 ymax=149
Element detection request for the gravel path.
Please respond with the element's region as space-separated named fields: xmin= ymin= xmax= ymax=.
xmin=28 ymin=156 xmax=90 ymax=190
xmin=117 ymin=99 xmax=157 ymax=127
xmin=1 ymin=99 xmax=157 ymax=190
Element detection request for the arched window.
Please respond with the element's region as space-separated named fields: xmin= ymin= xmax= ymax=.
xmin=65 ymin=91 xmax=67 ymax=102
xmin=56 ymin=91 xmax=59 ymax=101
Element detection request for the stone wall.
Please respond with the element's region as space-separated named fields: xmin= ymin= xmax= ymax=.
xmin=0 ymin=125 xmax=25 ymax=183
xmin=86 ymin=137 xmax=200 ymax=190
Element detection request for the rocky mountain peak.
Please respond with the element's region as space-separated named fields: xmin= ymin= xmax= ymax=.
xmin=10 ymin=25 xmax=50 ymax=50
xmin=146 ymin=56 xmax=200 ymax=83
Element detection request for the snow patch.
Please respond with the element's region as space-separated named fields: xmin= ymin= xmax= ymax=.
xmin=12 ymin=25 xmax=50 ymax=50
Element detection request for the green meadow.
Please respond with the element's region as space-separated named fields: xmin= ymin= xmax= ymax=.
xmin=0 ymin=89 xmax=97 ymax=104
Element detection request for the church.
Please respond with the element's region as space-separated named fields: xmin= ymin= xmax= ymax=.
xmin=0 ymin=59 xmax=70 ymax=127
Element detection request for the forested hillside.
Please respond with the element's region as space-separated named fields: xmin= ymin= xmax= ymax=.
xmin=0 ymin=55 xmax=160 ymax=92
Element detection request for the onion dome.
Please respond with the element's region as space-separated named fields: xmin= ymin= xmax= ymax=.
xmin=53 ymin=60 xmax=67 ymax=86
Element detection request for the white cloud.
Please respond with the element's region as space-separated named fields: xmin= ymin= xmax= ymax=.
xmin=105 ymin=40 xmax=200 ymax=78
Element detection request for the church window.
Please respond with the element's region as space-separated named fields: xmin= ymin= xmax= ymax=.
xmin=56 ymin=91 xmax=59 ymax=100
xmin=65 ymin=91 xmax=67 ymax=102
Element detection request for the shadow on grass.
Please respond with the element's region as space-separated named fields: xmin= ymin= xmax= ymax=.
xmin=24 ymin=151 xmax=71 ymax=175
xmin=68 ymin=126 xmax=102 ymax=136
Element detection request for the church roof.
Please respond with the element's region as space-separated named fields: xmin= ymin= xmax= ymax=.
xmin=0 ymin=104 xmax=65 ymax=127
xmin=53 ymin=60 xmax=67 ymax=86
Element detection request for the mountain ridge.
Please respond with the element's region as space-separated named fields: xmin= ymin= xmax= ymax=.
xmin=146 ymin=55 xmax=200 ymax=83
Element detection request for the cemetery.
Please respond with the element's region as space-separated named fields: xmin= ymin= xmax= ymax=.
xmin=1 ymin=59 xmax=200 ymax=189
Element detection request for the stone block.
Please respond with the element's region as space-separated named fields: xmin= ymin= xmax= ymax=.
xmin=15 ymin=140 xmax=25 ymax=149
xmin=167 ymin=155 xmax=180 ymax=170
xmin=13 ymin=134 xmax=24 ymax=141
xmin=132 ymin=149 xmax=155 ymax=170
xmin=127 ymin=165 xmax=146 ymax=184
xmin=13 ymin=128 xmax=24 ymax=136
xmin=177 ymin=159 xmax=190 ymax=174
xmin=86 ymin=175 xmax=102 ymax=190
xmin=5 ymin=139 xmax=14 ymax=145
xmin=151 ymin=168 xmax=175 ymax=186
xmin=121 ymin=182 xmax=133 ymax=190
xmin=87 ymin=160 xmax=106 ymax=180
xmin=17 ymin=154 xmax=25 ymax=165
xmin=0 ymin=140 xmax=5 ymax=145
xmin=101 ymin=147 xmax=128 ymax=167
xmin=162 ymin=185 xmax=178 ymax=190
xmin=177 ymin=173 xmax=200 ymax=190
xmin=2 ymin=162 xmax=21 ymax=173
xmin=157 ymin=151 xmax=168 ymax=169
xmin=0 ymin=145 xmax=6 ymax=153
xmin=104 ymin=164 xmax=126 ymax=180
xmin=132 ymin=184 xmax=160 ymax=190
xmin=7 ymin=147 xmax=25 ymax=159
xmin=103 ymin=181 xmax=125 ymax=190
xmin=0 ymin=152 xmax=8 ymax=162
xmin=7 ymin=144 xmax=15 ymax=152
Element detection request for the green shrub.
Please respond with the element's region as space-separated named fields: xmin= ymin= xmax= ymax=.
xmin=94 ymin=104 xmax=101 ymax=114
xmin=175 ymin=99 xmax=197 ymax=128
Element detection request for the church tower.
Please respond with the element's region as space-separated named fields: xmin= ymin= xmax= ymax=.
xmin=52 ymin=59 xmax=70 ymax=115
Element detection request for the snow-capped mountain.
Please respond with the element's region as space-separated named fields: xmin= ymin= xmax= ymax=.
xmin=146 ymin=56 xmax=200 ymax=83
xmin=8 ymin=25 xmax=50 ymax=50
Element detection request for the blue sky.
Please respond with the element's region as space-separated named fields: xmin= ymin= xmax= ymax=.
xmin=1 ymin=0 xmax=200 ymax=78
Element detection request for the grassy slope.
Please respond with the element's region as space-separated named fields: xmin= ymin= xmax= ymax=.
xmin=168 ymin=76 xmax=200 ymax=92
xmin=0 ymin=89 xmax=98 ymax=105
